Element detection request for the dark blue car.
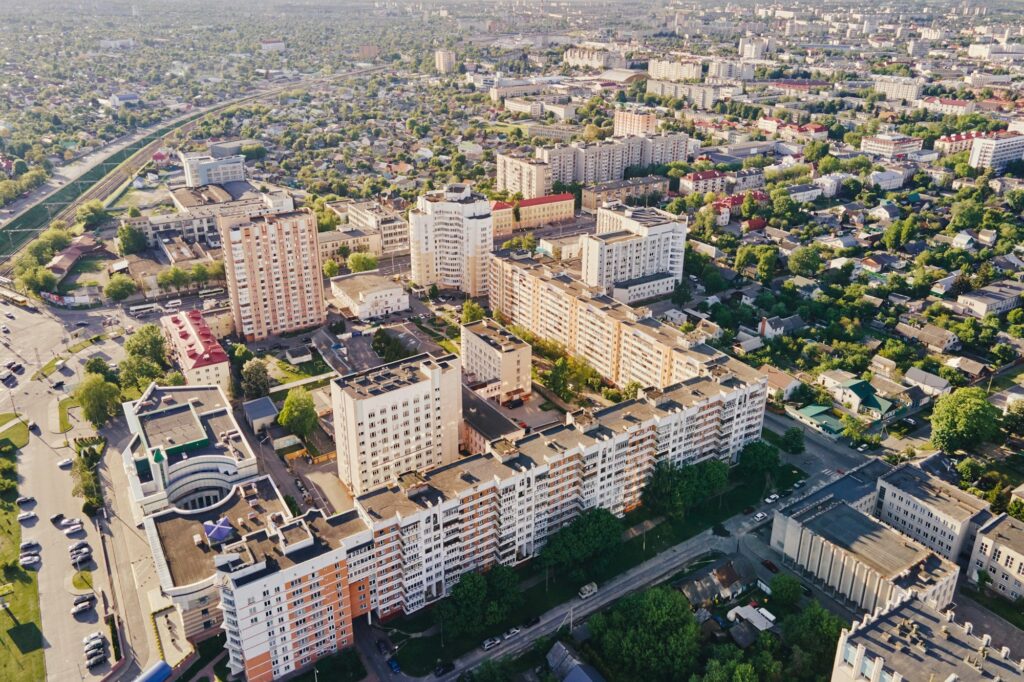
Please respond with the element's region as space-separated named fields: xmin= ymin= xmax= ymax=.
xmin=388 ymin=658 xmax=401 ymax=674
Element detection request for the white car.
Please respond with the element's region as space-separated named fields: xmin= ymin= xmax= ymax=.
xmin=753 ymin=512 xmax=768 ymax=522
xmin=58 ymin=458 xmax=73 ymax=469
xmin=17 ymin=511 xmax=36 ymax=522
xmin=69 ymin=540 xmax=89 ymax=552
xmin=503 ymin=627 xmax=521 ymax=640
xmin=764 ymin=494 xmax=780 ymax=504
xmin=18 ymin=554 xmax=40 ymax=567
xmin=60 ymin=517 xmax=82 ymax=528
xmin=82 ymin=632 xmax=104 ymax=646
xmin=64 ymin=524 xmax=84 ymax=536
xmin=71 ymin=601 xmax=93 ymax=615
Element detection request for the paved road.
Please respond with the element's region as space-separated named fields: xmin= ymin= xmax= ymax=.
xmin=4 ymin=301 xmax=131 ymax=681
xmin=763 ymin=410 xmax=868 ymax=476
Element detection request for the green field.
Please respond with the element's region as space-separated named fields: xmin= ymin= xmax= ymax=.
xmin=58 ymin=396 xmax=80 ymax=433
xmin=0 ymin=414 xmax=44 ymax=682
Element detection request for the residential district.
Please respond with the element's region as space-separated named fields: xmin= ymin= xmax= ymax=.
xmin=6 ymin=1 xmax=1024 ymax=682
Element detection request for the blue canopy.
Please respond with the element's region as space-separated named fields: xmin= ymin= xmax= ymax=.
xmin=203 ymin=517 xmax=233 ymax=543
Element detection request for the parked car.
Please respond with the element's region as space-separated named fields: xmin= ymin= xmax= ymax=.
xmin=57 ymin=458 xmax=73 ymax=469
xmin=17 ymin=511 xmax=36 ymax=522
xmin=482 ymin=637 xmax=501 ymax=651
xmin=60 ymin=517 xmax=82 ymax=528
xmin=434 ymin=662 xmax=455 ymax=677
xmin=15 ymin=495 xmax=34 ymax=506
xmin=74 ymin=594 xmax=95 ymax=606
xmin=502 ymin=627 xmax=521 ymax=640
xmin=64 ymin=524 xmax=84 ymax=536
xmin=761 ymin=559 xmax=780 ymax=573
xmin=375 ymin=639 xmax=390 ymax=655
xmin=856 ymin=443 xmax=869 ymax=453
xmin=18 ymin=554 xmax=40 ymax=567
xmin=578 ymin=582 xmax=598 ymax=600
xmin=69 ymin=540 xmax=89 ymax=552
xmin=764 ymin=494 xmax=780 ymax=504
xmin=52 ymin=380 xmax=65 ymax=390
xmin=387 ymin=658 xmax=401 ymax=674
xmin=753 ymin=512 xmax=768 ymax=522
xmin=83 ymin=632 xmax=104 ymax=646
xmin=50 ymin=512 xmax=64 ymax=524
xmin=19 ymin=540 xmax=39 ymax=552
xmin=85 ymin=653 xmax=107 ymax=668
xmin=71 ymin=601 xmax=93 ymax=615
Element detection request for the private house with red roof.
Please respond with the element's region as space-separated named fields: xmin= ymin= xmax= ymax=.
xmin=491 ymin=193 xmax=575 ymax=237
xmin=161 ymin=310 xmax=231 ymax=391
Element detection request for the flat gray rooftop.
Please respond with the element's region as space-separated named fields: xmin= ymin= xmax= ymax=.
xmin=881 ymin=464 xmax=988 ymax=522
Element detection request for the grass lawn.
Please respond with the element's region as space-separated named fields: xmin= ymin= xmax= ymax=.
xmin=961 ymin=585 xmax=1024 ymax=631
xmin=289 ymin=649 xmax=365 ymax=682
xmin=59 ymin=397 xmax=80 ymax=434
xmin=67 ymin=334 xmax=105 ymax=355
xmin=393 ymin=463 xmax=807 ymax=675
xmin=989 ymin=364 xmax=1024 ymax=393
xmin=0 ymin=422 xmax=45 ymax=682
xmin=265 ymin=352 xmax=331 ymax=386
xmin=177 ymin=633 xmax=226 ymax=682
xmin=72 ymin=570 xmax=93 ymax=591
xmin=986 ymin=452 xmax=1024 ymax=489
xmin=32 ymin=356 xmax=65 ymax=380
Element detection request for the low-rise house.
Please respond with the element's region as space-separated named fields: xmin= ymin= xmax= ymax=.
xmin=958 ymin=280 xmax=1024 ymax=318
xmin=894 ymin=322 xmax=960 ymax=353
xmin=757 ymin=314 xmax=805 ymax=339
xmin=819 ymin=370 xmax=900 ymax=421
xmin=760 ymin=364 xmax=801 ymax=401
xmin=944 ymin=355 xmax=990 ymax=380
xmin=868 ymin=203 xmax=901 ymax=222
xmin=786 ymin=183 xmax=822 ymax=203
xmin=902 ymin=366 xmax=951 ymax=398
xmin=329 ymin=272 xmax=409 ymax=321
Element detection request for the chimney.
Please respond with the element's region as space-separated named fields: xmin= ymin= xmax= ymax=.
xmin=983 ymin=634 xmax=992 ymax=647
xmin=965 ymin=622 xmax=973 ymax=635
xmin=1000 ymin=647 xmax=1010 ymax=659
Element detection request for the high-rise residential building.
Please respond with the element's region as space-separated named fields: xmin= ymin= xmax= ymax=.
xmin=495 ymin=154 xmax=553 ymax=199
xmin=582 ymin=176 xmax=671 ymax=213
xmin=706 ymin=59 xmax=754 ymax=81
xmin=178 ymin=152 xmax=246 ymax=188
xmin=563 ymin=47 xmax=626 ymax=70
xmin=409 ymin=184 xmax=493 ymax=297
xmin=739 ymin=37 xmax=772 ymax=60
xmin=434 ymin=49 xmax=457 ymax=74
xmin=612 ymin=108 xmax=659 ymax=137
xmin=969 ymin=132 xmax=1024 ymax=170
xmin=580 ymin=204 xmax=687 ymax=303
xmin=219 ymin=209 xmax=326 ymax=341
xmin=860 ymin=134 xmax=924 ymax=159
xmin=488 ymin=251 xmax=765 ymax=407
xmin=461 ymin=319 xmax=532 ymax=405
xmin=645 ymin=81 xmax=733 ymax=109
xmin=647 ymin=58 xmax=702 ymax=82
xmin=873 ymin=463 xmax=990 ymax=560
xmin=346 ymin=200 xmax=410 ymax=257
xmin=160 ymin=310 xmax=231 ymax=392
xmin=331 ymin=353 xmax=462 ymax=496
xmin=536 ymin=133 xmax=690 ymax=185
xmin=870 ymin=75 xmax=925 ymax=102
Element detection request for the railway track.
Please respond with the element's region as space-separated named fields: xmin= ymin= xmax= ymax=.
xmin=0 ymin=65 xmax=386 ymax=276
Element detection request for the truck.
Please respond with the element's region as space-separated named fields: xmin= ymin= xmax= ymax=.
xmin=578 ymin=582 xmax=598 ymax=600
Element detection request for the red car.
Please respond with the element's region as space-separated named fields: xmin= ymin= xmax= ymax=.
xmin=762 ymin=559 xmax=780 ymax=573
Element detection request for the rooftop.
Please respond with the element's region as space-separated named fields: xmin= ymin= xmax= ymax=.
xmin=334 ymin=353 xmax=457 ymax=400
xmin=330 ymin=271 xmax=403 ymax=301
xmin=979 ymin=513 xmax=1024 ymax=553
xmin=462 ymin=318 xmax=529 ymax=353
xmin=161 ymin=310 xmax=229 ymax=371
xmin=881 ymin=464 xmax=988 ymax=522
xmin=781 ymin=459 xmax=892 ymax=516
xmin=462 ymin=388 xmax=524 ymax=444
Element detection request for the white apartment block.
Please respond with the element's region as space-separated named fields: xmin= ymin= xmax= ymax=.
xmin=495 ymin=154 xmax=553 ymax=199
xmin=870 ymin=75 xmax=924 ymax=102
xmin=873 ymin=464 xmax=990 ymax=560
xmin=346 ymin=201 xmax=410 ymax=256
xmin=707 ymin=59 xmax=754 ymax=80
xmin=969 ymin=132 xmax=1024 ymax=170
xmin=918 ymin=96 xmax=976 ymax=116
xmin=563 ymin=47 xmax=626 ymax=70
xmin=646 ymin=81 xmax=732 ymax=109
xmin=435 ymin=49 xmax=457 ymax=74
xmin=179 ymin=152 xmax=246 ymax=188
xmin=218 ymin=209 xmax=326 ymax=342
xmin=970 ymin=513 xmax=1024 ymax=601
xmin=613 ymin=109 xmax=659 ymax=137
xmin=331 ymin=353 xmax=462 ymax=496
xmin=832 ymin=596 xmax=1024 ymax=682
xmin=160 ymin=310 xmax=231 ymax=393
xmin=409 ymin=184 xmax=493 ymax=297
xmin=957 ymin=279 xmax=1024 ymax=317
xmin=934 ymin=130 xmax=991 ymax=156
xmin=860 ymin=134 xmax=924 ymax=159
xmin=535 ymin=133 xmax=690 ymax=185
xmin=460 ymin=318 xmax=532 ymax=405
xmin=581 ymin=204 xmax=687 ymax=303
xmin=329 ymin=272 xmax=409 ymax=321
xmin=739 ymin=37 xmax=772 ymax=60
xmin=647 ymin=58 xmax=702 ymax=82
xmin=770 ymin=500 xmax=958 ymax=614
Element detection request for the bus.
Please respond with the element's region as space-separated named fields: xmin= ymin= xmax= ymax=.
xmin=128 ymin=303 xmax=161 ymax=316
xmin=165 ymin=299 xmax=182 ymax=310
xmin=198 ymin=287 xmax=224 ymax=298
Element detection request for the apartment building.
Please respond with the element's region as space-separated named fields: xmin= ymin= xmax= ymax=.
xmin=874 ymin=464 xmax=990 ymax=560
xmin=707 ymin=59 xmax=754 ymax=80
xmin=870 ymin=75 xmax=924 ymax=102
xmin=160 ymin=310 xmax=231 ymax=392
xmin=581 ymin=204 xmax=687 ymax=303
xmin=218 ymin=209 xmax=326 ymax=341
xmin=860 ymin=134 xmax=924 ymax=159
xmin=122 ymin=383 xmax=260 ymax=524
xmin=409 ymin=184 xmax=493 ymax=297
xmin=461 ymin=318 xmax=532 ymax=404
xmin=491 ymin=193 xmax=575 ymax=237
xmin=329 ymin=272 xmax=409 ymax=321
xmin=582 ymin=176 xmax=670 ymax=213
xmin=646 ymin=81 xmax=734 ymax=109
xmin=969 ymin=132 xmax=1024 ymax=170
xmin=918 ymin=96 xmax=976 ymax=116
xmin=495 ymin=154 xmax=553 ymax=199
xmin=488 ymin=252 xmax=767 ymax=410
xmin=970 ymin=513 xmax=1024 ymax=601
xmin=504 ymin=96 xmax=577 ymax=121
xmin=316 ymin=226 xmax=381 ymax=263
xmin=346 ymin=201 xmax=410 ymax=256
xmin=647 ymin=58 xmax=702 ymax=82
xmin=770 ymin=499 xmax=958 ymax=613
xmin=934 ymin=130 xmax=992 ymax=156
xmin=434 ymin=49 xmax=456 ymax=74
xmin=957 ymin=279 xmax=1024 ymax=317
xmin=680 ymin=170 xmax=727 ymax=195
xmin=536 ymin=133 xmax=690 ymax=185
xmin=832 ymin=595 xmax=1024 ymax=682
xmin=179 ymin=152 xmax=246 ymax=188
xmin=563 ymin=47 xmax=626 ymax=70
xmin=613 ymin=109 xmax=658 ymax=137
xmin=331 ymin=353 xmax=462 ymax=496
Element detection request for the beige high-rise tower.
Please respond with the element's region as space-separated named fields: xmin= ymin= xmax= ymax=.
xmin=219 ymin=208 xmax=326 ymax=341
xmin=409 ymin=184 xmax=493 ymax=297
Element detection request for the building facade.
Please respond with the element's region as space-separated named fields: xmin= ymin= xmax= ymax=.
xmin=409 ymin=184 xmax=493 ymax=297
xmin=346 ymin=201 xmax=410 ymax=257
xmin=461 ymin=319 xmax=532 ymax=405
xmin=870 ymin=75 xmax=924 ymax=102
xmin=219 ymin=209 xmax=326 ymax=341
xmin=969 ymin=132 xmax=1024 ymax=170
xmin=860 ymin=134 xmax=924 ymax=159
xmin=331 ymin=354 xmax=462 ymax=496
xmin=160 ymin=310 xmax=231 ymax=392
xmin=179 ymin=152 xmax=246 ymax=188
xmin=582 ymin=176 xmax=670 ymax=213
xmin=612 ymin=109 xmax=659 ymax=137
xmin=495 ymin=154 xmax=553 ymax=199
xmin=969 ymin=513 xmax=1024 ymax=601
xmin=536 ymin=133 xmax=690 ymax=185
xmin=329 ymin=272 xmax=409 ymax=321
xmin=435 ymin=49 xmax=456 ymax=74
xmin=491 ymin=193 xmax=575 ymax=237
xmin=647 ymin=58 xmax=702 ymax=82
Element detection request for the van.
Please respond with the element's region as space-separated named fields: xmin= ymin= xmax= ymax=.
xmin=578 ymin=582 xmax=598 ymax=600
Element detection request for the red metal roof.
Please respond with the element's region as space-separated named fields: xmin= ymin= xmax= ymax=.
xmin=162 ymin=310 xmax=229 ymax=371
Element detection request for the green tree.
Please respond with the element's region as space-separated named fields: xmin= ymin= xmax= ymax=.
xmin=156 ymin=266 xmax=190 ymax=290
xmin=931 ymin=388 xmax=1001 ymax=452
xmin=162 ymin=371 xmax=186 ymax=386
xmin=770 ymin=574 xmax=803 ymax=612
xmin=104 ymin=273 xmax=137 ymax=301
xmin=780 ymin=427 xmax=805 ymax=454
xmin=190 ymin=263 xmax=210 ymax=286
xmin=118 ymin=355 xmax=163 ymax=390
xmin=781 ymin=601 xmax=846 ymax=676
xmin=840 ymin=414 xmax=867 ymax=443
xmin=1003 ymin=401 xmax=1024 ymax=437
xmin=461 ymin=300 xmax=486 ymax=324
xmin=788 ymin=246 xmax=820 ymax=276
xmin=232 ymin=343 xmax=254 ymax=368
xmin=588 ymin=587 xmax=701 ymax=682
xmin=76 ymin=373 xmax=122 ymax=427
xmin=124 ymin=323 xmax=167 ymax=366
xmin=539 ymin=508 xmax=621 ymax=580
xmin=76 ymin=199 xmax=110 ymax=228
xmin=83 ymin=357 xmax=116 ymax=382
xmin=240 ymin=359 xmax=270 ymax=399
xmin=428 ymin=283 xmax=440 ymax=299
xmin=279 ymin=387 xmax=318 ymax=438
xmin=955 ymin=457 xmax=984 ymax=484
xmin=739 ymin=440 xmax=780 ymax=479
xmin=323 ymin=259 xmax=340 ymax=277
xmin=347 ymin=252 xmax=378 ymax=272
xmin=117 ymin=223 xmax=147 ymax=254
xmin=436 ymin=572 xmax=488 ymax=640
xmin=642 ymin=460 xmax=730 ymax=518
